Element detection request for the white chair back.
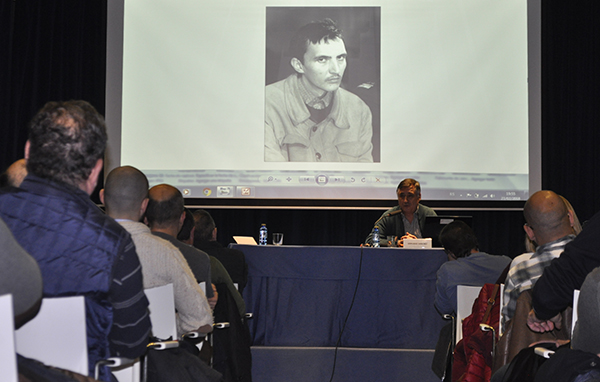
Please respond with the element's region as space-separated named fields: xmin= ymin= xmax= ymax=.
xmin=145 ymin=283 xmax=177 ymax=340
xmin=499 ymin=283 xmax=505 ymax=336
xmin=572 ymin=289 xmax=580 ymax=337
xmin=456 ymin=285 xmax=482 ymax=344
xmin=15 ymin=296 xmax=88 ymax=375
xmin=114 ymin=284 xmax=177 ymax=382
xmin=0 ymin=294 xmax=18 ymax=382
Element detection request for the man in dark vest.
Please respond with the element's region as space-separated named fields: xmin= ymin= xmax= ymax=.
xmin=0 ymin=101 xmax=151 ymax=381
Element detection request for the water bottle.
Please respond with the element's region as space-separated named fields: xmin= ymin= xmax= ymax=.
xmin=259 ymin=223 xmax=268 ymax=246
xmin=373 ymin=226 xmax=380 ymax=248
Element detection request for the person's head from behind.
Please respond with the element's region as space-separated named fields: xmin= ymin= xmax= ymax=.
xmin=193 ymin=209 xmax=216 ymax=243
xmin=101 ymin=166 xmax=149 ymax=220
xmin=177 ymin=208 xmax=195 ymax=245
xmin=524 ymin=194 xmax=581 ymax=252
xmin=439 ymin=220 xmax=479 ymax=260
xmin=26 ymin=100 xmax=107 ymax=194
xmin=523 ymin=190 xmax=574 ymax=247
xmin=146 ymin=184 xmax=185 ymax=230
xmin=396 ymin=178 xmax=422 ymax=216
xmin=289 ymin=18 xmax=347 ymax=96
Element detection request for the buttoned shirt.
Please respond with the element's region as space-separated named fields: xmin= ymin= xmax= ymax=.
xmin=502 ymin=234 xmax=576 ymax=325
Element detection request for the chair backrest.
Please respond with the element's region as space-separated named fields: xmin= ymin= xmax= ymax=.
xmin=0 ymin=294 xmax=18 ymax=382
xmin=145 ymin=283 xmax=177 ymax=340
xmin=15 ymin=295 xmax=88 ymax=375
xmin=113 ymin=284 xmax=178 ymax=382
xmin=499 ymin=283 xmax=505 ymax=336
xmin=456 ymin=285 xmax=482 ymax=344
xmin=572 ymin=289 xmax=580 ymax=337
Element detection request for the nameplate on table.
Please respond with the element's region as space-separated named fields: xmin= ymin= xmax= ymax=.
xmin=403 ymin=238 xmax=432 ymax=249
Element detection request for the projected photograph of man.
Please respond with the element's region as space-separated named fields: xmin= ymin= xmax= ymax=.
xmin=264 ymin=7 xmax=381 ymax=163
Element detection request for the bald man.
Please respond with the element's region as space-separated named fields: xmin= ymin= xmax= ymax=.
xmin=528 ymin=201 xmax=600 ymax=332
xmin=101 ymin=167 xmax=213 ymax=335
xmin=146 ymin=184 xmax=214 ymax=302
xmin=501 ymin=191 xmax=577 ymax=325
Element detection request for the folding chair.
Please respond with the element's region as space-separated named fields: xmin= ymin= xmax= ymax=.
xmin=456 ymin=285 xmax=482 ymax=344
xmin=0 ymin=294 xmax=18 ymax=382
xmin=15 ymin=295 xmax=89 ymax=376
xmin=113 ymin=284 xmax=180 ymax=382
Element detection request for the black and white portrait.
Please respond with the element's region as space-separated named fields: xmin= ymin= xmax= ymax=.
xmin=264 ymin=7 xmax=381 ymax=163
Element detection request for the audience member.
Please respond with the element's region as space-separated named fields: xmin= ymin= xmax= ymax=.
xmin=178 ymin=211 xmax=252 ymax=381
xmin=0 ymin=158 xmax=27 ymax=188
xmin=365 ymin=178 xmax=437 ymax=246
xmin=146 ymin=184 xmax=215 ymax=304
xmin=502 ymin=191 xmax=578 ymax=325
xmin=493 ymin=267 xmax=600 ymax=382
xmin=434 ymin=220 xmax=511 ymax=315
xmin=178 ymin=208 xmax=246 ymax=317
xmin=191 ymin=209 xmax=248 ymax=294
xmin=0 ymin=217 xmax=42 ymax=328
xmin=0 ymin=100 xmax=151 ymax=381
xmin=567 ymin=266 xmax=600 ymax=375
xmin=527 ymin=208 xmax=600 ymax=334
xmin=524 ymin=195 xmax=582 ymax=253
xmin=101 ymin=166 xmax=213 ymax=335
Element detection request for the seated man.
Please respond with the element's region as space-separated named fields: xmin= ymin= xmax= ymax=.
xmin=145 ymin=184 xmax=216 ymax=303
xmin=493 ymin=267 xmax=600 ymax=382
xmin=101 ymin=166 xmax=213 ymax=336
xmin=434 ymin=221 xmax=511 ymax=316
xmin=0 ymin=101 xmax=151 ymax=381
xmin=501 ymin=191 xmax=578 ymax=326
xmin=527 ymin=207 xmax=600 ymax=333
xmin=178 ymin=208 xmax=246 ymax=317
xmin=365 ymin=178 xmax=437 ymax=246
xmin=191 ymin=209 xmax=248 ymax=294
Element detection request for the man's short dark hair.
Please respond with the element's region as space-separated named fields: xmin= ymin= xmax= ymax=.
xmin=27 ymin=100 xmax=107 ymax=188
xmin=103 ymin=166 xmax=149 ymax=216
xmin=146 ymin=185 xmax=184 ymax=228
xmin=438 ymin=220 xmax=479 ymax=258
xmin=289 ymin=18 xmax=343 ymax=63
xmin=397 ymin=178 xmax=421 ymax=196
xmin=177 ymin=208 xmax=195 ymax=242
xmin=193 ymin=209 xmax=216 ymax=243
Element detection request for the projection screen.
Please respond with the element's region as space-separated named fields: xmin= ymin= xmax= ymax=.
xmin=106 ymin=0 xmax=540 ymax=206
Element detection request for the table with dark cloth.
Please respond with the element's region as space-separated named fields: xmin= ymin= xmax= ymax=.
xmin=232 ymin=244 xmax=447 ymax=349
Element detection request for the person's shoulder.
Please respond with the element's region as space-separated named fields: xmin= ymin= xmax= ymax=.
xmin=386 ymin=205 xmax=401 ymax=214
xmin=266 ymin=75 xmax=293 ymax=99
xmin=510 ymin=252 xmax=535 ymax=268
xmin=182 ymin=242 xmax=210 ymax=260
xmin=436 ymin=261 xmax=458 ymax=283
xmin=130 ymin=224 xmax=180 ymax=252
xmin=337 ymin=87 xmax=371 ymax=110
xmin=491 ymin=254 xmax=513 ymax=267
xmin=419 ymin=204 xmax=437 ymax=215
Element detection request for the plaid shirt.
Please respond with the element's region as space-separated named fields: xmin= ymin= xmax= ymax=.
xmin=502 ymin=234 xmax=576 ymax=325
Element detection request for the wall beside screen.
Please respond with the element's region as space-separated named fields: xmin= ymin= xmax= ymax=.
xmin=106 ymin=0 xmax=540 ymax=208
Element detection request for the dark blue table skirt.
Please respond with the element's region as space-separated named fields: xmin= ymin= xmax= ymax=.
xmin=233 ymin=245 xmax=448 ymax=349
